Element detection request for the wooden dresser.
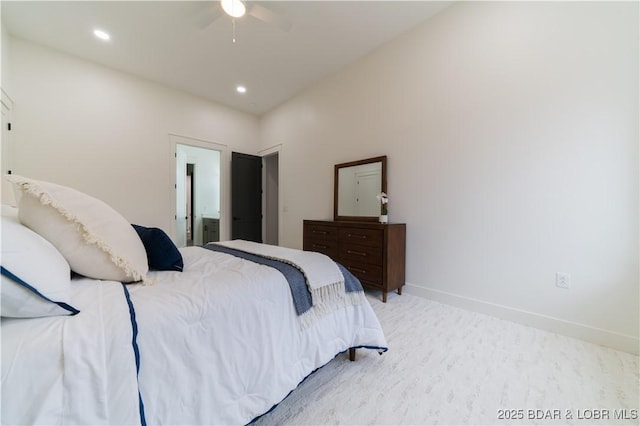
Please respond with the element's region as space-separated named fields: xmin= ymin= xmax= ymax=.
xmin=303 ymin=220 xmax=406 ymax=302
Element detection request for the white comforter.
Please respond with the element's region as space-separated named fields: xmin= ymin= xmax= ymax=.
xmin=1 ymin=279 xmax=141 ymax=425
xmin=2 ymin=245 xmax=387 ymax=425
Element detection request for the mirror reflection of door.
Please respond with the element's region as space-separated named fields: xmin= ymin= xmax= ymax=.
xmin=355 ymin=171 xmax=380 ymax=215
xmin=175 ymin=143 xmax=221 ymax=247
xmin=337 ymin=162 xmax=382 ymax=216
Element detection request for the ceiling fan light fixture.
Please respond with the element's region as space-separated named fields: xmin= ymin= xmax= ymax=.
xmin=93 ymin=29 xmax=110 ymax=41
xmin=221 ymin=0 xmax=246 ymax=18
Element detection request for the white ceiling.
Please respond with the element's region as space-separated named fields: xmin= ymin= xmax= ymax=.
xmin=2 ymin=1 xmax=451 ymax=116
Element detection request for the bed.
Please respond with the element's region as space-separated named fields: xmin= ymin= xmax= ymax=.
xmin=1 ymin=175 xmax=387 ymax=425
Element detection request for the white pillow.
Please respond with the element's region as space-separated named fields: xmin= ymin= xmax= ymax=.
xmin=1 ymin=216 xmax=79 ymax=317
xmin=8 ymin=175 xmax=148 ymax=283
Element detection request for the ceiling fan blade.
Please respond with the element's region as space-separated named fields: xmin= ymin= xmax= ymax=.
xmin=248 ymin=3 xmax=292 ymax=32
xmin=192 ymin=2 xmax=223 ymax=29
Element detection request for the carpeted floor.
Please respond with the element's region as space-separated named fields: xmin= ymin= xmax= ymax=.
xmin=253 ymin=291 xmax=638 ymax=425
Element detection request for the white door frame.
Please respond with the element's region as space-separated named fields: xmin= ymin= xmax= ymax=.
xmin=175 ymin=149 xmax=188 ymax=247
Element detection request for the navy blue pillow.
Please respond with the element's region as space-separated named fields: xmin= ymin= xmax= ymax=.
xmin=132 ymin=225 xmax=183 ymax=272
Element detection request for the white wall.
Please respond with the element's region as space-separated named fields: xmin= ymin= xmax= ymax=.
xmin=5 ymin=37 xmax=259 ymax=237
xmin=1 ymin=14 xmax=11 ymax=90
xmin=260 ymin=2 xmax=639 ymax=352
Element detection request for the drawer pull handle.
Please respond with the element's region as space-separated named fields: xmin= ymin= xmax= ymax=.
xmin=313 ymin=230 xmax=328 ymax=235
xmin=347 ymin=250 xmax=367 ymax=257
xmin=347 ymin=233 xmax=367 ymax=239
xmin=313 ymin=244 xmax=328 ymax=249
xmin=348 ymin=266 xmax=367 ymax=274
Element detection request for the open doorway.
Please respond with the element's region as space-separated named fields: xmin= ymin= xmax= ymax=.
xmin=230 ymin=149 xmax=280 ymax=245
xmin=263 ymin=152 xmax=279 ymax=245
xmin=175 ymin=143 xmax=221 ymax=247
xmin=258 ymin=144 xmax=281 ymax=245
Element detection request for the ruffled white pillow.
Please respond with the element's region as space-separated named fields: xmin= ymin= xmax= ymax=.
xmin=8 ymin=175 xmax=148 ymax=283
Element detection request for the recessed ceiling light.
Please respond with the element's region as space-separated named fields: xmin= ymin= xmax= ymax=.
xmin=93 ymin=29 xmax=110 ymax=41
xmin=236 ymin=86 xmax=247 ymax=94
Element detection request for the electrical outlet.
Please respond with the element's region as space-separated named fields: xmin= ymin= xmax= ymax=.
xmin=556 ymin=272 xmax=571 ymax=289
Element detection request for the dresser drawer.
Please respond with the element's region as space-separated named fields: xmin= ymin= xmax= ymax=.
xmin=359 ymin=279 xmax=384 ymax=291
xmin=304 ymin=220 xmax=406 ymax=303
xmin=304 ymin=224 xmax=338 ymax=241
xmin=341 ymin=260 xmax=383 ymax=285
xmin=303 ymin=238 xmax=338 ymax=258
xmin=339 ymin=243 xmax=382 ymax=265
xmin=339 ymin=228 xmax=383 ymax=248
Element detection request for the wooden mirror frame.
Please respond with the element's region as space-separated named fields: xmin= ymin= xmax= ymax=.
xmin=334 ymin=155 xmax=387 ymax=222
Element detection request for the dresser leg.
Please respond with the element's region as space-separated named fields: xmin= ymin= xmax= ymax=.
xmin=349 ymin=348 xmax=356 ymax=361
xmin=382 ymin=291 xmax=387 ymax=303
xmin=397 ymin=286 xmax=402 ymax=296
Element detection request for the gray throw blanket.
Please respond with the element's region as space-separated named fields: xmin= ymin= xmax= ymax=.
xmin=203 ymin=243 xmax=363 ymax=317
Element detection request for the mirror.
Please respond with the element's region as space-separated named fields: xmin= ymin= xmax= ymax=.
xmin=334 ymin=155 xmax=387 ymax=222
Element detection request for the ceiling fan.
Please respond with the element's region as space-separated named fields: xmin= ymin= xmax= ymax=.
xmin=195 ymin=0 xmax=293 ymax=40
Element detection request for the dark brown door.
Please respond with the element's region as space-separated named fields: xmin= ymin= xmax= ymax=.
xmin=231 ymin=152 xmax=262 ymax=242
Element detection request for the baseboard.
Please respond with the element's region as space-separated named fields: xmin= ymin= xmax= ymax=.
xmin=403 ymin=283 xmax=639 ymax=355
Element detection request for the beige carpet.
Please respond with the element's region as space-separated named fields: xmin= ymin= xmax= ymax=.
xmin=253 ymin=292 xmax=638 ymax=425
